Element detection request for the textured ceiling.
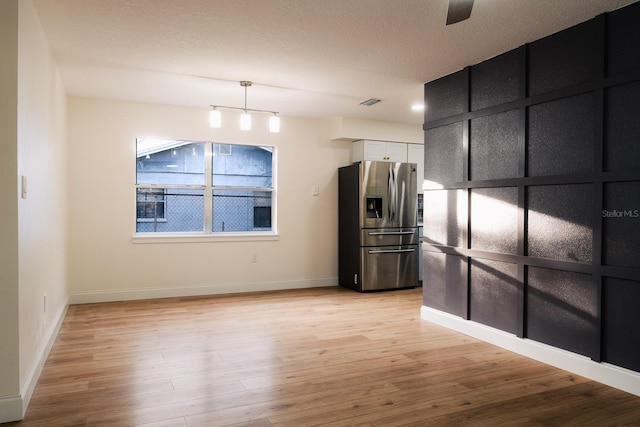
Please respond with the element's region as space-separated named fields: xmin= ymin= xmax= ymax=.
xmin=33 ymin=0 xmax=637 ymax=125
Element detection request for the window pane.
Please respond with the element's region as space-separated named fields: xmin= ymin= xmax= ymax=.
xmin=137 ymin=139 xmax=205 ymax=185
xmin=212 ymin=144 xmax=272 ymax=187
xmin=136 ymin=188 xmax=204 ymax=232
xmin=213 ymin=190 xmax=272 ymax=232
xmin=253 ymin=206 xmax=271 ymax=228
xmin=137 ymin=188 xmax=165 ymax=219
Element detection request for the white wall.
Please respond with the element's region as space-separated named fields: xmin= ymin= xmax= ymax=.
xmin=0 ymin=0 xmax=69 ymax=422
xmin=17 ymin=0 xmax=69 ymax=407
xmin=67 ymin=98 xmax=363 ymax=300
xmin=330 ymin=116 xmax=423 ymax=143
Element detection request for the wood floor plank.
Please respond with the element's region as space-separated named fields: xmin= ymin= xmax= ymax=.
xmin=9 ymin=287 xmax=640 ymax=427
xmin=135 ymin=418 xmax=188 ymax=427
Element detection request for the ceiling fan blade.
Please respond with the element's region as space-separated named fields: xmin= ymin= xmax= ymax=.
xmin=446 ymin=0 xmax=474 ymax=25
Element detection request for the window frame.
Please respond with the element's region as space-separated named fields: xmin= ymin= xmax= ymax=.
xmin=133 ymin=139 xmax=278 ymax=243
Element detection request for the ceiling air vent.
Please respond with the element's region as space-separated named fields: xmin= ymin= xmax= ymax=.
xmin=359 ymin=98 xmax=382 ymax=106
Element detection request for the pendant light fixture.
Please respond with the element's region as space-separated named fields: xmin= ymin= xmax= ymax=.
xmin=239 ymin=81 xmax=252 ymax=131
xmin=269 ymin=113 xmax=280 ymax=133
xmin=209 ymin=81 xmax=280 ymax=133
xmin=209 ymin=106 xmax=221 ymax=128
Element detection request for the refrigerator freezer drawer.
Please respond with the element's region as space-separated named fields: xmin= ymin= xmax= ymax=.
xmin=361 ymin=228 xmax=419 ymax=247
xmin=359 ymin=245 xmax=418 ymax=291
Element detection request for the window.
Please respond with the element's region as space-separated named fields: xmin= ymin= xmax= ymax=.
xmin=136 ymin=138 xmax=275 ymax=235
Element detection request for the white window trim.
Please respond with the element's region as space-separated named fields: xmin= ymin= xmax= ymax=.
xmin=132 ymin=231 xmax=279 ymax=244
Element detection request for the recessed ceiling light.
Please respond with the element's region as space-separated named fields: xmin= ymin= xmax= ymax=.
xmin=411 ymin=103 xmax=425 ymax=111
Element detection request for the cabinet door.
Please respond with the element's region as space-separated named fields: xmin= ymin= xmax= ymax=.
xmin=385 ymin=142 xmax=408 ymax=162
xmin=361 ymin=140 xmax=387 ymax=161
xmin=407 ymin=143 xmax=424 ymax=191
xmin=352 ymin=140 xmax=410 ymax=162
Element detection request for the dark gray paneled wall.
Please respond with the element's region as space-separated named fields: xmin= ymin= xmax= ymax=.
xmin=422 ymin=1 xmax=640 ymax=373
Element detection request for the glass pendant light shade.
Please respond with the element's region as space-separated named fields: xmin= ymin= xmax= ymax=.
xmin=209 ymin=108 xmax=221 ymax=128
xmin=240 ymin=111 xmax=252 ymax=131
xmin=269 ymin=113 xmax=280 ymax=133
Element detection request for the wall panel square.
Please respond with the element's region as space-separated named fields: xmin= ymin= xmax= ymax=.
xmin=528 ymin=20 xmax=596 ymax=96
xmin=603 ymin=181 xmax=640 ymax=269
xmin=606 ymin=1 xmax=640 ymax=77
xmin=527 ymin=267 xmax=596 ymax=357
xmin=423 ymin=189 xmax=466 ymax=247
xmin=470 ymin=187 xmax=518 ymax=254
xmin=424 ymin=122 xmax=464 ymax=183
xmin=527 ymin=184 xmax=593 ymax=264
xmin=470 ymin=258 xmax=518 ymax=334
xmin=528 ymin=93 xmax=594 ymax=177
xmin=470 ymin=110 xmax=519 ymax=181
xmin=423 ymin=252 xmax=466 ymax=317
xmin=424 ymin=70 xmax=466 ymax=122
xmin=602 ymin=277 xmax=640 ymax=372
xmin=470 ymin=50 xmax=520 ymax=111
xmin=605 ymin=81 xmax=640 ymax=172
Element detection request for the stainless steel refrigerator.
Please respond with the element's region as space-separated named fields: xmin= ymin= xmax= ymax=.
xmin=338 ymin=161 xmax=419 ymax=292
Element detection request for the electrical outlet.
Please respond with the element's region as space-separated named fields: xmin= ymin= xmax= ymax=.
xmin=251 ymin=253 xmax=258 ymax=263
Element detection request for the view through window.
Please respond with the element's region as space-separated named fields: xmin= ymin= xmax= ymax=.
xmin=136 ymin=138 xmax=274 ymax=234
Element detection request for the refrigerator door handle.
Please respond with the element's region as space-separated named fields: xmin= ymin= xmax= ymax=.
xmin=388 ymin=165 xmax=397 ymax=222
xmin=368 ymin=248 xmax=415 ymax=254
xmin=368 ymin=231 xmax=415 ymax=236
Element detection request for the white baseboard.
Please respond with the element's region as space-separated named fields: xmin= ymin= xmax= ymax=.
xmin=0 ymin=395 xmax=23 ymax=423
xmin=0 ymin=299 xmax=67 ymax=423
xmin=20 ymin=300 xmax=68 ymax=416
xmin=421 ymin=306 xmax=640 ymax=397
xmin=69 ymin=277 xmax=338 ymax=304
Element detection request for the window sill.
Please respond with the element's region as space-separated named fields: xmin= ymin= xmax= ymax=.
xmin=132 ymin=232 xmax=280 ymax=244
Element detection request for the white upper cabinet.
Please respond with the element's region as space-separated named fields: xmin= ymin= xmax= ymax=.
xmin=351 ymin=140 xmax=408 ymax=163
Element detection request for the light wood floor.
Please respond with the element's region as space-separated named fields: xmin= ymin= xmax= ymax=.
xmin=10 ymin=286 xmax=640 ymax=426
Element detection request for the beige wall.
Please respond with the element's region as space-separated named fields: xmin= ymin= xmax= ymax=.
xmin=67 ymin=98 xmax=360 ymax=300
xmin=17 ymin=0 xmax=69 ymax=402
xmin=0 ymin=0 xmax=68 ymax=422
